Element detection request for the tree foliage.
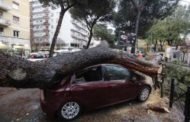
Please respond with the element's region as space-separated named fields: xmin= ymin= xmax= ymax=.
xmin=93 ymin=24 xmax=115 ymax=46
xmin=165 ymin=62 xmax=190 ymax=85
xmin=70 ymin=0 xmax=115 ymax=49
xmin=147 ymin=5 xmax=190 ymax=48
xmin=115 ymin=0 xmax=179 ymax=35
xmin=114 ymin=0 xmax=179 ymax=48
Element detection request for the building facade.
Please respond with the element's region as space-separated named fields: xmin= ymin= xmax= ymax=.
xmin=0 ymin=0 xmax=30 ymax=55
xmin=30 ymin=0 xmax=59 ymax=51
xmin=30 ymin=0 xmax=99 ymax=51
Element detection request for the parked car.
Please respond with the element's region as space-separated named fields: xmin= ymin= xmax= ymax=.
xmin=40 ymin=64 xmax=153 ymax=121
xmin=27 ymin=53 xmax=47 ymax=62
xmin=55 ymin=48 xmax=81 ymax=54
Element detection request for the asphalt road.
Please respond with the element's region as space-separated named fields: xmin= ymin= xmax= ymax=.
xmin=0 ymin=88 xmax=47 ymax=122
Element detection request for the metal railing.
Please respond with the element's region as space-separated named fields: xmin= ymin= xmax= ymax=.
xmin=168 ymin=78 xmax=190 ymax=122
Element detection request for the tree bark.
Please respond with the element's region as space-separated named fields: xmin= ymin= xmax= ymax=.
xmin=49 ymin=8 xmax=66 ymax=57
xmin=146 ymin=43 xmax=149 ymax=52
xmin=182 ymin=52 xmax=186 ymax=62
xmin=159 ymin=40 xmax=164 ymax=51
xmin=85 ymin=18 xmax=98 ymax=49
xmin=154 ymin=40 xmax=158 ymax=52
xmin=85 ymin=27 xmax=94 ymax=49
xmin=134 ymin=11 xmax=141 ymax=52
xmin=0 ymin=42 xmax=161 ymax=89
xmin=130 ymin=0 xmax=147 ymax=53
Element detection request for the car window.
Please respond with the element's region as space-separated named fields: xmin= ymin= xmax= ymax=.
xmin=103 ymin=65 xmax=130 ymax=81
xmin=75 ymin=66 xmax=102 ymax=83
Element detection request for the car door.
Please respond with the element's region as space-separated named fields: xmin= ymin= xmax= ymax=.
xmin=69 ymin=65 xmax=112 ymax=110
xmin=102 ymin=64 xmax=139 ymax=104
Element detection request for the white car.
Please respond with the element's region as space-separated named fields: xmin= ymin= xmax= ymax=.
xmin=54 ymin=48 xmax=81 ymax=55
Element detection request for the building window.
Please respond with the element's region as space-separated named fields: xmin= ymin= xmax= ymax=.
xmin=13 ymin=16 xmax=19 ymax=24
xmin=0 ymin=28 xmax=4 ymax=35
xmin=13 ymin=30 xmax=19 ymax=37
xmin=12 ymin=1 xmax=19 ymax=9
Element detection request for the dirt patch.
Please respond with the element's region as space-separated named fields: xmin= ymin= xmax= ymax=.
xmin=75 ymin=90 xmax=184 ymax=122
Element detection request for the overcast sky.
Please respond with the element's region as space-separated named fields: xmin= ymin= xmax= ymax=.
xmin=180 ymin=0 xmax=190 ymax=5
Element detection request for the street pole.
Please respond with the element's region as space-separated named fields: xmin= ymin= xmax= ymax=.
xmin=136 ymin=35 xmax=138 ymax=52
xmin=160 ymin=74 xmax=164 ymax=98
xmin=169 ymin=79 xmax=175 ymax=108
xmin=184 ymin=86 xmax=190 ymax=122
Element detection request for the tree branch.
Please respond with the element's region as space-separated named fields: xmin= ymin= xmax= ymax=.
xmin=84 ymin=17 xmax=91 ymax=31
xmin=65 ymin=2 xmax=76 ymax=11
xmin=130 ymin=0 xmax=138 ymax=11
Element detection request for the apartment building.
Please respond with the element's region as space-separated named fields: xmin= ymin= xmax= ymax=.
xmin=30 ymin=0 xmax=58 ymax=51
xmin=62 ymin=12 xmax=100 ymax=49
xmin=0 ymin=0 xmax=30 ymax=55
xmin=30 ymin=0 xmax=99 ymax=51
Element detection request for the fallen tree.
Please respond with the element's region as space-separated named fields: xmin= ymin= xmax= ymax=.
xmin=0 ymin=42 xmax=161 ymax=89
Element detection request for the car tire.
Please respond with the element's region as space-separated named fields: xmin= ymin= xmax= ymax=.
xmin=138 ymin=86 xmax=151 ymax=102
xmin=58 ymin=101 xmax=81 ymax=121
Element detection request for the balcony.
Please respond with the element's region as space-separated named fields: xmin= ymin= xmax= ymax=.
xmin=0 ymin=18 xmax=11 ymax=26
xmin=33 ymin=32 xmax=46 ymax=37
xmin=0 ymin=2 xmax=11 ymax=11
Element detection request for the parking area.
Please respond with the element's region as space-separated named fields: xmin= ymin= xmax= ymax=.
xmin=0 ymin=88 xmax=184 ymax=122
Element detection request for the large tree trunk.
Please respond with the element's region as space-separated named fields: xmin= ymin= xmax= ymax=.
xmin=154 ymin=40 xmax=158 ymax=52
xmin=49 ymin=8 xmax=66 ymax=57
xmin=182 ymin=52 xmax=186 ymax=62
xmin=159 ymin=40 xmax=164 ymax=51
xmin=0 ymin=42 xmax=161 ymax=89
xmin=135 ymin=11 xmax=141 ymax=46
xmin=133 ymin=11 xmax=141 ymax=53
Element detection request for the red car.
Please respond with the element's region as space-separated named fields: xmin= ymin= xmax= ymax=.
xmin=40 ymin=64 xmax=153 ymax=121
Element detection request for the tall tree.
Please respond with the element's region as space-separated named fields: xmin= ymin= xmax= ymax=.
xmin=70 ymin=0 xmax=115 ymax=49
xmin=114 ymin=0 xmax=179 ymax=53
xmin=39 ymin=0 xmax=79 ymax=57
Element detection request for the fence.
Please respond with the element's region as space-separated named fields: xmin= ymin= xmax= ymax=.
xmin=168 ymin=78 xmax=190 ymax=122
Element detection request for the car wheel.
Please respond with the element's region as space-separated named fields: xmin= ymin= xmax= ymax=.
xmin=138 ymin=86 xmax=150 ymax=102
xmin=58 ymin=101 xmax=81 ymax=121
